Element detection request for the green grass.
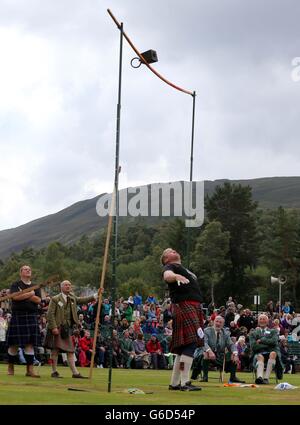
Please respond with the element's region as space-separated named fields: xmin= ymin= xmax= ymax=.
xmin=0 ymin=365 xmax=300 ymax=405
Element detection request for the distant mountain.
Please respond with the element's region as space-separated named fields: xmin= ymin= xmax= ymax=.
xmin=0 ymin=176 xmax=300 ymax=259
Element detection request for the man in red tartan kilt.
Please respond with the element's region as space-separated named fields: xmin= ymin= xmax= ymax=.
xmin=162 ymin=248 xmax=204 ymax=391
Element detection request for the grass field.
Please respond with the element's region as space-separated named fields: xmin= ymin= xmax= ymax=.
xmin=0 ymin=365 xmax=300 ymax=405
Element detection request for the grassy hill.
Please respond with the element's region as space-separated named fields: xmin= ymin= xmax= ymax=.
xmin=0 ymin=176 xmax=299 ymax=259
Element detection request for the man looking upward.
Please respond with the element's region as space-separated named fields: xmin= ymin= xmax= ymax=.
xmin=162 ymin=248 xmax=203 ymax=391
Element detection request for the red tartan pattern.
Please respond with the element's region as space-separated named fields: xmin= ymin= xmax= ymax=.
xmin=170 ymin=301 xmax=204 ymax=353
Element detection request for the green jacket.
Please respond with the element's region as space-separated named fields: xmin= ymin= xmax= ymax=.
xmin=249 ymin=327 xmax=284 ymax=371
xmin=249 ymin=327 xmax=279 ymax=354
xmin=120 ymin=337 xmax=134 ymax=354
xmin=47 ymin=292 xmax=95 ymax=330
xmin=123 ymin=305 xmax=133 ymax=323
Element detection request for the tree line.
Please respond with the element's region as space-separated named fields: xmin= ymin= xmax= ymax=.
xmin=1 ymin=182 xmax=300 ymax=308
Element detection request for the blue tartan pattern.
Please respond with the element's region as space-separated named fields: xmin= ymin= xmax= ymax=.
xmin=7 ymin=312 xmax=41 ymax=347
xmin=170 ymin=301 xmax=204 ymax=354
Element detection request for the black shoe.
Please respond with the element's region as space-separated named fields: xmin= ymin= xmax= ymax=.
xmin=255 ymin=377 xmax=264 ymax=384
xmin=168 ymin=385 xmax=181 ymax=390
xmin=180 ymin=383 xmax=202 ymax=391
xmin=200 ymin=377 xmax=208 ymax=382
xmin=229 ymin=377 xmax=245 ymax=384
xmin=190 ymin=373 xmax=199 ymax=380
xmin=51 ymin=371 xmax=62 ymax=378
xmin=72 ymin=373 xmax=88 ymax=379
xmin=263 ymin=379 xmax=269 ymax=385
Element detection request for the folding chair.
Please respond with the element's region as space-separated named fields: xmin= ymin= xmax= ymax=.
xmin=191 ymin=351 xmax=225 ymax=383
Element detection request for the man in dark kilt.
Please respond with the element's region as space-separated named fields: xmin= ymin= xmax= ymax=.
xmin=45 ymin=280 xmax=97 ymax=378
xmin=7 ymin=265 xmax=41 ymax=377
xmin=162 ymin=248 xmax=203 ymax=391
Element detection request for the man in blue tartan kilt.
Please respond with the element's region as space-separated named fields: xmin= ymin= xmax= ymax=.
xmin=162 ymin=248 xmax=204 ymax=391
xmin=7 ymin=265 xmax=41 ymax=377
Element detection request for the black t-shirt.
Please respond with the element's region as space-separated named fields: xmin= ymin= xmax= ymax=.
xmin=10 ymin=280 xmax=41 ymax=313
xmin=162 ymin=263 xmax=202 ymax=304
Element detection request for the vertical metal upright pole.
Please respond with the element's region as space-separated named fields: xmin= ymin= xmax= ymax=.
xmin=279 ymin=283 xmax=282 ymax=316
xmin=186 ymin=91 xmax=196 ymax=267
xmin=108 ymin=22 xmax=123 ymax=393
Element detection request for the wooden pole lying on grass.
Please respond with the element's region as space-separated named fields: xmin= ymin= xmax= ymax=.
xmin=89 ymin=171 xmax=119 ymax=379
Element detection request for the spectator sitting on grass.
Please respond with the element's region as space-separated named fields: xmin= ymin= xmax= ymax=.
xmin=237 ymin=309 xmax=256 ymax=332
xmin=229 ymin=321 xmax=240 ymax=338
xmin=142 ymin=319 xmax=158 ymax=335
xmin=133 ymin=292 xmax=143 ymax=313
xmin=72 ymin=329 xmax=81 ymax=362
xmin=142 ymin=304 xmax=150 ymax=320
xmin=111 ymin=329 xmax=123 ymax=368
xmin=96 ymin=333 xmax=107 ymax=368
xmin=281 ymin=314 xmax=293 ymax=332
xmin=272 ymin=318 xmax=284 ymax=335
xmin=164 ymin=319 xmax=173 ymax=336
xmin=282 ymin=301 xmax=291 ymax=314
xmin=77 ymin=313 xmax=87 ymax=336
xmin=218 ymin=306 xmax=226 ymax=318
xmin=146 ymin=334 xmax=166 ymax=369
xmin=128 ymin=326 xmax=136 ymax=340
xmin=102 ymin=314 xmax=111 ymax=328
xmin=210 ymin=309 xmax=218 ymax=322
xmin=120 ymin=318 xmax=130 ymax=332
xmin=266 ymin=300 xmax=275 ymax=316
xmin=133 ymin=333 xmax=150 ymax=368
xmin=163 ymin=302 xmax=172 ymax=325
xmin=156 ymin=318 xmax=165 ymax=334
xmin=102 ymin=298 xmax=111 ymax=318
xmin=147 ymin=304 xmax=157 ymax=321
xmin=121 ymin=300 xmax=133 ymax=323
xmin=132 ymin=318 xmax=142 ymax=336
xmin=225 ymin=304 xmax=236 ymax=328
xmin=279 ymin=336 xmax=296 ymax=374
xmin=146 ymin=294 xmax=157 ymax=305
xmin=236 ymin=335 xmax=250 ymax=371
xmin=120 ymin=329 xmax=136 ymax=369
xmin=78 ymin=330 xmax=93 ymax=367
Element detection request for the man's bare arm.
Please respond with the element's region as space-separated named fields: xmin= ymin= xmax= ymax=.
xmin=28 ymin=295 xmax=42 ymax=304
xmin=163 ymin=271 xmax=189 ymax=284
xmin=11 ymin=291 xmax=35 ymax=301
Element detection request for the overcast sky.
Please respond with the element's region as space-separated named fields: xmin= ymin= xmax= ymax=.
xmin=0 ymin=0 xmax=299 ymax=230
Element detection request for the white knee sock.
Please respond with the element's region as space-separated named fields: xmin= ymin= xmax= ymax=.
xmin=170 ymin=355 xmax=181 ymax=386
xmin=256 ymin=360 xmax=264 ymax=378
xmin=67 ymin=353 xmax=79 ymax=375
xmin=179 ymin=354 xmax=193 ymax=386
xmin=265 ymin=358 xmax=276 ymax=379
